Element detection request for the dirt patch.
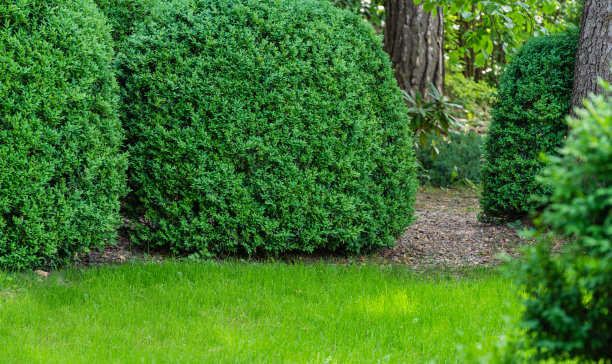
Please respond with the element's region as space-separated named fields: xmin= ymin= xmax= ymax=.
xmin=78 ymin=222 xmax=166 ymax=267
xmin=378 ymin=187 xmax=529 ymax=268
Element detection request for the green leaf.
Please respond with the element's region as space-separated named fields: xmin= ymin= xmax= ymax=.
xmin=461 ymin=11 xmax=473 ymax=20
xmin=475 ymin=52 xmax=486 ymax=67
xmin=419 ymin=132 xmax=429 ymax=146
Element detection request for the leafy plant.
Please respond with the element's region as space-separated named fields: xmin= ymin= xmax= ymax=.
xmin=404 ymin=83 xmax=465 ymax=158
xmin=422 ymin=0 xmax=582 ymax=82
xmin=445 ymin=72 xmax=496 ymax=124
xmin=518 ymin=80 xmax=612 ymax=362
xmin=416 ymin=131 xmax=484 ymax=187
xmin=479 ymin=29 xmax=577 ymax=223
xmin=118 ymin=0 xmax=417 ymax=256
xmin=93 ymin=0 xmax=159 ymax=46
xmin=0 ymin=0 xmax=127 ymax=270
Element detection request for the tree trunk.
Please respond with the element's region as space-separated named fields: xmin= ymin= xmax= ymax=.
xmin=570 ymin=0 xmax=612 ymax=113
xmin=383 ymin=0 xmax=444 ymax=98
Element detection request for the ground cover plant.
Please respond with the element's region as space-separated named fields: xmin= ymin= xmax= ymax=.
xmin=0 ymin=262 xmax=519 ymax=363
xmin=118 ymin=0 xmax=417 ymax=256
xmin=479 ymin=29 xmax=578 ymax=223
xmin=0 ymin=0 xmax=127 ymax=270
xmin=417 ymin=131 xmax=484 ymax=187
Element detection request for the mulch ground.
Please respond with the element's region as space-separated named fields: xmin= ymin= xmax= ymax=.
xmin=377 ymin=187 xmax=529 ymax=268
xmin=79 ymin=187 xmax=530 ymax=269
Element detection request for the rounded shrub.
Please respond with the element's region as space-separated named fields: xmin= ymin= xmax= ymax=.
xmin=118 ymin=0 xmax=417 ymax=255
xmin=479 ymin=30 xmax=578 ymax=222
xmin=519 ymin=82 xmax=612 ymax=362
xmin=0 ymin=0 xmax=127 ymax=270
xmin=93 ymin=0 xmax=159 ymax=45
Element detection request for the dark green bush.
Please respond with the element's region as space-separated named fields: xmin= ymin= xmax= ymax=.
xmin=118 ymin=0 xmax=417 ymax=256
xmin=93 ymin=0 xmax=158 ymax=45
xmin=479 ymin=30 xmax=577 ymax=222
xmin=417 ymin=132 xmax=484 ymax=187
xmin=0 ymin=0 xmax=127 ymax=270
xmin=519 ymin=82 xmax=612 ymax=362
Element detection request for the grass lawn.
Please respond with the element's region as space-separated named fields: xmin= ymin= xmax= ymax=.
xmin=0 ymin=262 xmax=520 ymax=363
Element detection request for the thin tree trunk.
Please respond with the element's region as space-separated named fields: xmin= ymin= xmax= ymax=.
xmin=383 ymin=0 xmax=444 ymax=98
xmin=570 ymin=0 xmax=612 ymax=114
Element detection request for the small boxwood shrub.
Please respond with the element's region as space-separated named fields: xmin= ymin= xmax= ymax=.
xmin=0 ymin=0 xmax=127 ymax=270
xmin=479 ymin=30 xmax=577 ymax=222
xmin=93 ymin=0 xmax=159 ymax=45
xmin=118 ymin=0 xmax=417 ymax=255
xmin=519 ymin=82 xmax=612 ymax=362
xmin=417 ymin=131 xmax=484 ymax=187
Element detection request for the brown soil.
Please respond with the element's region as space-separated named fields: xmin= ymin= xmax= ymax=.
xmin=378 ymin=187 xmax=529 ymax=268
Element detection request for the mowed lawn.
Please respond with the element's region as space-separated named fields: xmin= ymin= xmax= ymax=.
xmin=0 ymin=262 xmax=520 ymax=363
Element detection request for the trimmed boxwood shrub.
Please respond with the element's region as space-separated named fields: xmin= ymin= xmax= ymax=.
xmin=0 ymin=0 xmax=127 ymax=270
xmin=93 ymin=0 xmax=158 ymax=45
xmin=417 ymin=131 xmax=484 ymax=187
xmin=519 ymin=83 xmax=612 ymax=362
xmin=479 ymin=30 xmax=578 ymax=223
xmin=118 ymin=0 xmax=417 ymax=255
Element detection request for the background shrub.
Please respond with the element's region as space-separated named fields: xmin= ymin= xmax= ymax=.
xmin=445 ymin=72 xmax=496 ymax=125
xmin=93 ymin=0 xmax=159 ymax=46
xmin=118 ymin=0 xmax=417 ymax=256
xmin=518 ymin=82 xmax=612 ymax=362
xmin=0 ymin=0 xmax=127 ymax=270
xmin=417 ymin=132 xmax=484 ymax=187
xmin=479 ymin=30 xmax=578 ymax=222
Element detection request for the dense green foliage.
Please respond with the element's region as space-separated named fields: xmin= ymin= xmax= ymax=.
xmin=445 ymin=72 xmax=496 ymax=123
xmin=479 ymin=30 xmax=577 ymax=222
xmin=93 ymin=0 xmax=158 ymax=45
xmin=418 ymin=132 xmax=484 ymax=187
xmin=519 ymin=83 xmax=612 ymax=362
xmin=424 ymin=0 xmax=582 ymax=83
xmin=0 ymin=0 xmax=127 ymax=270
xmin=118 ymin=0 xmax=417 ymax=256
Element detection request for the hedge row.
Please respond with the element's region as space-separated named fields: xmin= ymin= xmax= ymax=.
xmin=0 ymin=0 xmax=417 ymax=269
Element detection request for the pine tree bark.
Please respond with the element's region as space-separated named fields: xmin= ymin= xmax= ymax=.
xmin=383 ymin=0 xmax=444 ymax=98
xmin=570 ymin=0 xmax=612 ymax=113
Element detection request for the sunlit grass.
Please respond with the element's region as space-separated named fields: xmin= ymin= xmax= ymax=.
xmin=0 ymin=262 xmax=520 ymax=363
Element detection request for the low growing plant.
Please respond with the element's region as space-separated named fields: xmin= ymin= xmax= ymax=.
xmin=417 ymin=131 xmax=484 ymax=187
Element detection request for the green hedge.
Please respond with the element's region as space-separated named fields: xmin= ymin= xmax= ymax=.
xmin=118 ymin=0 xmax=417 ymax=256
xmin=479 ymin=30 xmax=578 ymax=222
xmin=0 ymin=0 xmax=127 ymax=270
xmin=519 ymin=83 xmax=612 ymax=361
xmin=417 ymin=132 xmax=484 ymax=187
xmin=93 ymin=0 xmax=159 ymax=46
